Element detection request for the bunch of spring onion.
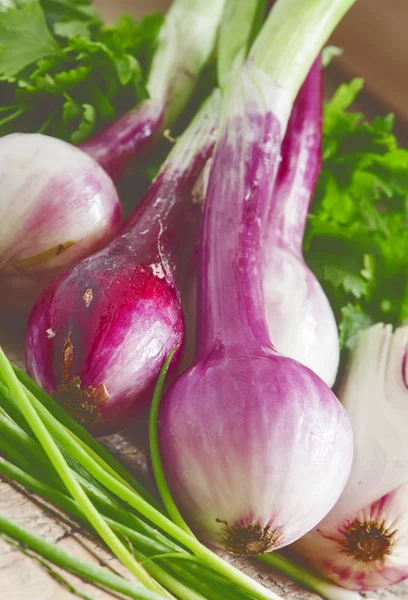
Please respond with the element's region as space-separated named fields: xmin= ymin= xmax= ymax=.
xmin=0 ymin=0 xmax=225 ymax=315
xmin=25 ymin=0 xmax=348 ymax=432
xmin=7 ymin=0 xmax=407 ymax=596
xmin=0 ymin=349 xmax=359 ymax=600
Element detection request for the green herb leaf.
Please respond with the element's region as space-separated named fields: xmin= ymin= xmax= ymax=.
xmin=306 ymin=78 xmax=408 ymax=348
xmin=40 ymin=0 xmax=102 ymax=40
xmin=339 ymin=304 xmax=374 ymax=350
xmin=0 ymin=0 xmax=61 ymax=78
xmin=0 ymin=1 xmax=162 ymax=143
xmin=71 ymin=102 xmax=95 ymax=144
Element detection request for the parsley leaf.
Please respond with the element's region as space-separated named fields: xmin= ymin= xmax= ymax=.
xmin=40 ymin=0 xmax=102 ymax=40
xmin=0 ymin=0 xmax=61 ymax=78
xmin=339 ymin=304 xmax=374 ymax=350
xmin=0 ymin=0 xmax=163 ymax=143
xmin=305 ymin=78 xmax=408 ymax=348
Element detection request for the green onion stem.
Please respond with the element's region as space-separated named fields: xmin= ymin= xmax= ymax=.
xmin=149 ymin=349 xmax=192 ymax=535
xmin=0 ymin=408 xmax=48 ymax=464
xmin=165 ymin=559 xmax=250 ymax=600
xmin=0 ymin=348 xmax=163 ymax=596
xmin=0 ymin=458 xmax=212 ymax=600
xmin=10 ymin=373 xmax=282 ymax=600
xmin=0 ymin=405 xmax=185 ymax=556
xmin=0 ymin=383 xmax=32 ymax=432
xmin=133 ymin=553 xmax=209 ymax=600
xmin=250 ymin=0 xmax=357 ymax=102
xmin=6 ymin=537 xmax=98 ymax=600
xmin=148 ymin=0 xmax=225 ymax=127
xmin=217 ymin=0 xmax=267 ymax=87
xmin=256 ymin=554 xmax=360 ymax=600
xmin=0 ymin=455 xmax=169 ymax=558
xmin=13 ymin=366 xmax=162 ymax=510
xmin=0 ymin=515 xmax=167 ymax=600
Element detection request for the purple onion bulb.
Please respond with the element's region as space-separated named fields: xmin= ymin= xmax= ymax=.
xmin=293 ymin=324 xmax=408 ymax=590
xmin=0 ymin=134 xmax=121 ymax=316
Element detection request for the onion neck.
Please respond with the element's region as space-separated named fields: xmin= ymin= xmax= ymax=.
xmin=266 ymin=59 xmax=322 ymax=255
xmin=197 ymin=0 xmax=357 ymax=356
xmin=79 ymin=101 xmax=161 ymax=181
xmin=198 ymin=69 xmax=287 ymax=355
xmin=114 ymin=91 xmax=221 ymax=279
xmin=250 ymin=0 xmax=357 ymax=104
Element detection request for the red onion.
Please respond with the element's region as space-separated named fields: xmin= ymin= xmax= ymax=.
xmin=293 ymin=324 xmax=408 ymax=590
xmin=263 ymin=59 xmax=339 ymax=386
xmin=25 ymin=91 xmax=221 ymax=435
xmin=157 ymin=0 xmax=355 ymax=555
xmin=180 ymin=62 xmax=340 ymax=383
xmin=0 ymin=134 xmax=121 ymax=316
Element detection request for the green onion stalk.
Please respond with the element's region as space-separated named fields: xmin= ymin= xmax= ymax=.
xmin=0 ymin=379 xmax=242 ymax=600
xmin=0 ymin=515 xmax=168 ymax=600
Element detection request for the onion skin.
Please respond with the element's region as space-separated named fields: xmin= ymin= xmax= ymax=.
xmin=26 ymin=255 xmax=184 ymax=434
xmin=26 ymin=91 xmax=220 ymax=435
xmin=158 ymin=68 xmax=353 ymax=555
xmin=159 ymin=346 xmax=352 ymax=553
xmin=0 ymin=134 xmax=122 ymax=316
xmin=263 ymin=60 xmax=339 ymax=387
xmin=292 ymin=324 xmax=408 ymax=590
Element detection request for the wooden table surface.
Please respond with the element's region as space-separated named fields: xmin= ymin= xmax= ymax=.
xmin=2 ymin=1 xmax=408 ymax=599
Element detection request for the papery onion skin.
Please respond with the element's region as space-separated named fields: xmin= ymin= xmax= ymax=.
xmin=25 ymin=91 xmax=220 ymax=435
xmin=292 ymin=324 xmax=408 ymax=590
xmin=263 ymin=59 xmax=339 ymax=387
xmin=0 ymin=134 xmax=122 ymax=316
xmin=158 ymin=67 xmax=353 ymax=555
